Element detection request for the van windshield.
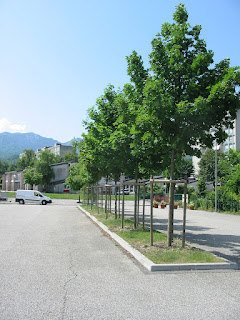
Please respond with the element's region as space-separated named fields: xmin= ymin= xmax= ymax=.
xmin=34 ymin=192 xmax=43 ymax=197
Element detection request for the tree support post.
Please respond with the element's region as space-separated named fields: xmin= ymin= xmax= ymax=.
xmin=143 ymin=184 xmax=146 ymax=229
xmin=134 ymin=184 xmax=137 ymax=229
xmin=121 ymin=188 xmax=125 ymax=229
xmin=182 ymin=180 xmax=187 ymax=248
xmin=97 ymin=186 xmax=99 ymax=214
xmin=168 ymin=151 xmax=175 ymax=247
xmin=91 ymin=187 xmax=93 ymax=210
xmin=150 ymin=176 xmax=154 ymax=246
xmin=105 ymin=185 xmax=108 ymax=218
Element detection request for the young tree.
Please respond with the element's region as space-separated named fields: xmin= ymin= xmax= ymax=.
xmin=23 ymin=167 xmax=43 ymax=189
xmin=17 ymin=149 xmax=36 ymax=170
xmin=197 ymin=178 xmax=207 ymax=195
xmin=7 ymin=162 xmax=16 ymax=172
xmin=65 ymin=160 xmax=95 ymax=191
xmin=174 ymin=157 xmax=194 ymax=180
xmin=82 ymin=85 xmax=127 ymax=183
xmin=35 ymin=149 xmax=57 ymax=187
xmin=0 ymin=159 xmax=8 ymax=176
xmin=63 ymin=148 xmax=79 ymax=162
xmin=218 ymin=149 xmax=240 ymax=194
xmin=132 ymin=3 xmax=240 ymax=245
xmin=198 ymin=149 xmax=225 ymax=183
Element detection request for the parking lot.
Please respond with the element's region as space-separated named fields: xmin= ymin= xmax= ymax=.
xmin=0 ymin=202 xmax=240 ymax=319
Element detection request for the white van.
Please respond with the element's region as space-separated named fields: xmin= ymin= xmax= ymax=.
xmin=15 ymin=190 xmax=52 ymax=205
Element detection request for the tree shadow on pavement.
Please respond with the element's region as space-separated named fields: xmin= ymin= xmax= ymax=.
xmin=122 ymin=212 xmax=240 ymax=267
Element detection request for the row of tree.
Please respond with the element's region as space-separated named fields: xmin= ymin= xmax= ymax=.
xmin=68 ymin=3 xmax=240 ymax=233
xmin=66 ymin=4 xmax=240 ymax=246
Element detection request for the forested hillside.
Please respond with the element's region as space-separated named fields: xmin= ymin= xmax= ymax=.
xmin=0 ymin=132 xmax=59 ymax=162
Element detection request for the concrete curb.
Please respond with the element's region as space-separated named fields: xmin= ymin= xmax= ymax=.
xmin=78 ymin=206 xmax=238 ymax=272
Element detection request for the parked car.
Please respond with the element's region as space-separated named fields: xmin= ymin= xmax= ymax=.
xmin=15 ymin=190 xmax=52 ymax=205
xmin=117 ymin=189 xmax=130 ymax=195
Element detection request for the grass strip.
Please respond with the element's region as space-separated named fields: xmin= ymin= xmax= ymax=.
xmin=81 ymin=204 xmax=224 ymax=264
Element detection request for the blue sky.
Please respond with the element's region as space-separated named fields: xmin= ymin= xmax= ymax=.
xmin=0 ymin=0 xmax=239 ymax=142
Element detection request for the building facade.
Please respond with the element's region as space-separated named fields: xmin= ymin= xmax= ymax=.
xmin=35 ymin=143 xmax=74 ymax=159
xmin=1 ymin=161 xmax=76 ymax=193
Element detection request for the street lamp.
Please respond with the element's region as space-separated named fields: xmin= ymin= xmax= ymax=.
xmin=214 ymin=140 xmax=217 ymax=212
xmin=211 ymin=128 xmax=218 ymax=212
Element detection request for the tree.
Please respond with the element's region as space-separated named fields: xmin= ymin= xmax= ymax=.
xmin=35 ymin=149 xmax=57 ymax=187
xmin=63 ymin=148 xmax=79 ymax=162
xmin=65 ymin=160 xmax=95 ymax=191
xmin=23 ymin=167 xmax=43 ymax=189
xmin=174 ymin=157 xmax=194 ymax=180
xmin=218 ymin=149 xmax=240 ymax=194
xmin=82 ymin=85 xmax=127 ymax=183
xmin=7 ymin=162 xmax=16 ymax=172
xmin=197 ymin=178 xmax=207 ymax=195
xmin=0 ymin=159 xmax=8 ymax=176
xmin=131 ymin=3 xmax=240 ymax=245
xmin=198 ymin=149 xmax=225 ymax=183
xmin=17 ymin=149 xmax=36 ymax=170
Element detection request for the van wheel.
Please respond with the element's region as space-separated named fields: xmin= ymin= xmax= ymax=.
xmin=19 ymin=199 xmax=24 ymax=204
xmin=42 ymin=200 xmax=47 ymax=205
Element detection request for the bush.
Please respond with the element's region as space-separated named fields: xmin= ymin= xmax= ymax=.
xmin=141 ymin=184 xmax=166 ymax=200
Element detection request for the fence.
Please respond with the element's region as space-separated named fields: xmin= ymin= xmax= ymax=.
xmin=190 ymin=194 xmax=240 ymax=213
xmin=81 ymin=178 xmax=188 ymax=247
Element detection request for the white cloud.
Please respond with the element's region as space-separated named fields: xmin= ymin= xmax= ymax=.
xmin=0 ymin=118 xmax=27 ymax=133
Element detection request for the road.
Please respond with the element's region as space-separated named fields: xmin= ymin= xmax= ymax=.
xmin=0 ymin=200 xmax=240 ymax=320
xmin=119 ymin=200 xmax=240 ymax=266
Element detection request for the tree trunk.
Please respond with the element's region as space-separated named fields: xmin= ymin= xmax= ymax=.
xmin=114 ymin=178 xmax=117 ymax=219
xmin=167 ymin=150 xmax=175 ymax=247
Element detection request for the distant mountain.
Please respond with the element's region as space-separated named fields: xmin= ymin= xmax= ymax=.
xmin=62 ymin=137 xmax=82 ymax=146
xmin=0 ymin=132 xmax=80 ymax=162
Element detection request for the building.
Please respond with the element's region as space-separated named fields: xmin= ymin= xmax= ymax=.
xmin=1 ymin=161 xmax=76 ymax=193
xmin=35 ymin=143 xmax=74 ymax=159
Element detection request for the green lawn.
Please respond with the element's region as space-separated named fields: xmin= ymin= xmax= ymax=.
xmin=43 ymin=193 xmax=80 ymax=199
xmin=81 ymin=204 xmax=224 ymax=264
xmin=7 ymin=192 xmax=16 ymax=198
xmin=7 ymin=191 xmax=135 ymax=201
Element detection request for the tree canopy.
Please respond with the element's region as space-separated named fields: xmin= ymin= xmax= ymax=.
xmin=35 ymin=149 xmax=57 ymax=187
xmin=17 ymin=149 xmax=36 ymax=170
xmin=72 ymin=4 xmax=240 ymax=244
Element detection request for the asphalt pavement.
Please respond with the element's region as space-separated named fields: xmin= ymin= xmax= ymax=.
xmin=120 ymin=200 xmax=240 ymax=266
xmin=0 ymin=200 xmax=240 ymax=319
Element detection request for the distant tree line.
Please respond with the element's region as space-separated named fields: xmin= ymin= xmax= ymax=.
xmin=192 ymin=148 xmax=240 ymax=212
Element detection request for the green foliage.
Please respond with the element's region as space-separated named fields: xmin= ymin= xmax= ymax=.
xmin=62 ymin=148 xmax=79 ymax=162
xmin=35 ymin=149 xmax=56 ymax=186
xmin=142 ymin=184 xmax=166 ymax=200
xmin=23 ymin=167 xmax=43 ymax=188
xmin=65 ymin=161 xmax=95 ymax=190
xmin=175 ymin=185 xmax=195 ymax=195
xmin=172 ymin=157 xmax=194 ymax=179
xmin=17 ymin=149 xmax=36 ymax=170
xmin=0 ymin=159 xmax=8 ymax=176
xmin=71 ymin=4 xmax=240 ymax=197
xmin=7 ymin=162 xmax=16 ymax=172
xmin=198 ymin=149 xmax=225 ymax=183
xmin=197 ymin=179 xmax=207 ymax=195
xmin=218 ymin=149 xmax=240 ymax=195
